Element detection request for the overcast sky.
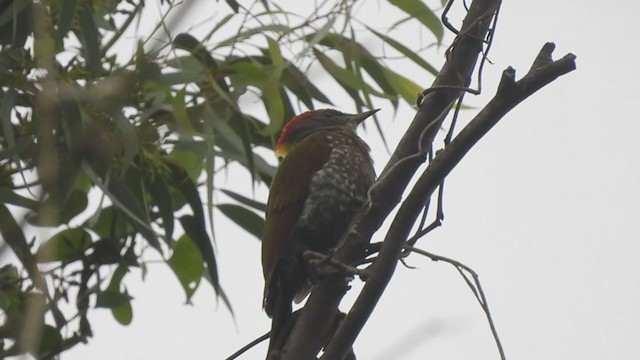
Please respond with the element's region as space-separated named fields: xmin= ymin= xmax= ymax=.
xmin=64 ymin=1 xmax=640 ymax=359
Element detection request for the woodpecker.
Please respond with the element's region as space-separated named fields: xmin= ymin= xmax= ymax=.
xmin=261 ymin=108 xmax=378 ymax=353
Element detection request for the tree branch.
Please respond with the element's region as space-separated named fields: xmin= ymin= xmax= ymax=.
xmin=279 ymin=1 xmax=502 ymax=359
xmin=323 ymin=42 xmax=576 ymax=360
xmin=278 ymin=0 xmax=577 ymax=358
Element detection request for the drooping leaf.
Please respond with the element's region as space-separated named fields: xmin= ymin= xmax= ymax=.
xmin=368 ymin=27 xmax=439 ymax=76
xmin=388 ymin=0 xmax=444 ymax=43
xmin=0 ymin=187 xmax=38 ymax=209
xmin=217 ymin=203 xmax=264 ymax=240
xmin=77 ymin=1 xmax=102 ymax=76
xmin=36 ymin=228 xmax=92 ymax=263
xmin=220 ymin=189 xmax=266 ymax=212
xmin=96 ymin=290 xmax=133 ymax=325
xmin=83 ymin=166 xmax=160 ymax=251
xmin=38 ymin=324 xmax=63 ymax=357
xmin=0 ymin=204 xmax=29 ymax=264
xmin=145 ymin=175 xmax=174 ymax=244
xmin=91 ymin=206 xmax=134 ymax=239
xmin=96 ymin=290 xmax=133 ymax=309
xmin=54 ymin=0 xmax=77 ymax=48
xmin=167 ymin=233 xmax=204 ymax=303
xmin=179 ymin=215 xmax=231 ymax=312
xmin=312 ymin=48 xmax=386 ymax=98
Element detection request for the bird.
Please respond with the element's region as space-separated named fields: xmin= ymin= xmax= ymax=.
xmin=261 ymin=108 xmax=378 ymax=354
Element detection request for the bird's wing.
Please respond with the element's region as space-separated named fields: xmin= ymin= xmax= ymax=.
xmin=261 ymin=132 xmax=331 ymax=312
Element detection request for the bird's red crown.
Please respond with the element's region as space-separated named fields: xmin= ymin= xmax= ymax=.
xmin=275 ymin=109 xmax=344 ymax=157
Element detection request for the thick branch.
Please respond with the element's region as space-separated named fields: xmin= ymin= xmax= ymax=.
xmin=322 ymin=42 xmax=576 ymax=360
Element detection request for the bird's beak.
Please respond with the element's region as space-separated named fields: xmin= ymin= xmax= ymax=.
xmin=349 ymin=108 xmax=380 ymax=125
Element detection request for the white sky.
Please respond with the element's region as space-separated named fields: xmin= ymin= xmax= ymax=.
xmin=63 ymin=1 xmax=640 ymax=359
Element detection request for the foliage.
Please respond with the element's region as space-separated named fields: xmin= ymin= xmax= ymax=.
xmin=0 ymin=0 xmax=442 ymax=357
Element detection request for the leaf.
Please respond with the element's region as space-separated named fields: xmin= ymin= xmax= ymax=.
xmin=169 ymin=141 xmax=208 ymax=181
xmin=145 ymin=176 xmax=174 ymax=244
xmin=367 ymin=27 xmax=439 ymax=76
xmin=96 ymin=290 xmax=133 ymax=308
xmin=214 ymin=25 xmax=291 ymax=49
xmin=388 ymin=0 xmax=444 ymax=43
xmin=224 ymin=0 xmax=240 ymax=13
xmin=38 ymin=325 xmax=63 ymax=357
xmin=220 ymin=189 xmax=266 ymax=212
xmin=98 ymin=290 xmax=133 ymax=325
xmin=0 ymin=89 xmax=27 ymax=182
xmin=179 ymin=215 xmax=231 ymax=312
xmin=312 ymin=48 xmax=386 ymax=98
xmin=83 ymin=165 xmax=160 ymax=251
xmin=305 ymin=17 xmax=336 ymax=51
xmin=0 ymin=204 xmax=29 ymax=264
xmin=55 ymin=0 xmax=77 ymax=48
xmin=217 ymin=203 xmax=264 ymax=240
xmin=281 ymin=64 xmax=333 ymax=108
xmin=77 ymin=2 xmax=102 ymax=76
xmin=90 ymin=206 xmax=134 ymax=239
xmin=59 ymin=97 xmax=84 ymax=152
xmin=36 ymin=228 xmax=92 ymax=263
xmin=112 ymin=110 xmax=138 ymax=166
xmin=167 ymin=162 xmax=206 ymax=231
xmin=169 ymin=89 xmax=196 ymax=135
xmin=0 ymin=187 xmax=38 ymax=209
xmin=113 ymin=300 xmax=133 ymax=326
xmin=167 ymin=234 xmax=204 ymax=303
xmin=382 ymin=68 xmax=424 ymax=105
xmin=173 ymin=33 xmax=218 ymax=70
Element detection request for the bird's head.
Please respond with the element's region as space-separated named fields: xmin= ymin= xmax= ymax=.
xmin=275 ymin=108 xmax=379 ymax=158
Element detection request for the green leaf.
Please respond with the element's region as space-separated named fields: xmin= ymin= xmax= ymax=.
xmin=77 ymin=2 xmax=102 ymax=76
xmin=312 ymin=48 xmax=386 ymax=98
xmin=83 ymin=166 xmax=160 ymax=251
xmin=37 ymin=228 xmax=92 ymax=263
xmin=220 ymin=189 xmax=266 ymax=212
xmin=305 ymin=17 xmax=336 ymax=51
xmin=382 ymin=68 xmax=423 ymax=105
xmin=266 ymin=36 xmax=284 ymax=67
xmin=107 ymin=264 xmax=128 ymax=291
xmin=169 ymin=141 xmax=208 ymax=181
xmin=146 ymin=176 xmax=174 ymax=244
xmin=38 ymin=324 xmax=63 ymax=357
xmin=167 ymin=234 xmax=204 ymax=303
xmin=98 ymin=290 xmax=133 ymax=325
xmin=59 ymin=97 xmax=84 ymax=152
xmin=217 ymin=203 xmax=264 ymax=240
xmin=0 ymin=187 xmax=38 ymax=209
xmin=169 ymin=89 xmax=196 ymax=135
xmin=367 ymin=27 xmax=439 ymax=76
xmin=388 ymin=0 xmax=444 ymax=43
xmin=55 ymin=0 xmax=77 ymax=48
xmin=109 ymin=176 xmax=159 ymax=251
xmin=281 ymin=64 xmax=333 ymax=108
xmin=167 ymin=162 xmax=206 ymax=231
xmin=0 ymin=204 xmax=29 ymax=264
xmin=112 ymin=110 xmax=138 ymax=166
xmin=179 ymin=215 xmax=231 ymax=312
xmin=90 ymin=206 xmax=134 ymax=239
xmin=260 ymin=78 xmax=286 ymax=136
xmin=112 ymin=298 xmax=133 ymax=325
xmin=96 ymin=290 xmax=133 ymax=308
xmin=214 ymin=25 xmax=291 ymax=49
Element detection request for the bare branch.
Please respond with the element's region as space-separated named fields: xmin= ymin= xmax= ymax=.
xmin=322 ymin=42 xmax=575 ymax=360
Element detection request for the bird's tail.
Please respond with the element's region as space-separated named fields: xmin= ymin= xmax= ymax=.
xmin=267 ymin=290 xmax=293 ymax=357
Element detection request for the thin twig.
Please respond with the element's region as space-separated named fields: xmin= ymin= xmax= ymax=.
xmin=403 ymin=245 xmax=505 ymax=360
xmin=304 ymin=250 xmax=369 ymax=281
xmin=225 ymin=332 xmax=270 ymax=360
